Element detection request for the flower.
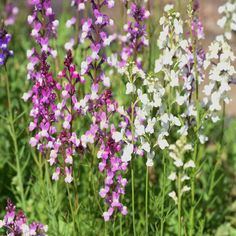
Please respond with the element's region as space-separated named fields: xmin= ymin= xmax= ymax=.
xmin=0 ymin=28 xmax=13 ymax=66
xmin=0 ymin=199 xmax=47 ymax=236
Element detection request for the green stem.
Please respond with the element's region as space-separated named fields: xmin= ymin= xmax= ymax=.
xmin=131 ymin=102 xmax=136 ymax=236
xmin=66 ymin=184 xmax=77 ymax=235
xmin=160 ymin=153 xmax=166 ymax=236
xmin=131 ymin=162 xmax=136 ymax=236
xmin=189 ymin=1 xmax=200 ymax=234
xmin=145 ymin=166 xmax=149 ymax=235
xmin=4 ymin=67 xmax=26 ymax=210
xmin=119 ymin=214 xmax=123 ymax=236
xmin=177 ymin=173 xmax=182 ymax=236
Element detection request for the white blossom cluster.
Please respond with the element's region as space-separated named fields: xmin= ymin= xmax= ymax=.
xmin=203 ymin=35 xmax=235 ymax=123
xmin=217 ymin=1 xmax=236 ymax=40
xmin=168 ymin=136 xmax=195 ymax=203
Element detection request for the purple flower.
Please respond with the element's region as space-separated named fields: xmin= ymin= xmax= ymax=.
xmin=118 ymin=2 xmax=150 ymax=68
xmin=0 ymin=199 xmax=47 ymax=236
xmin=4 ymin=3 xmax=19 ymax=26
xmin=0 ymin=28 xmax=13 ymax=66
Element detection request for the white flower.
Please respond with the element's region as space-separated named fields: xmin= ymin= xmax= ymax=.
xmin=112 ymin=131 xmax=123 ymax=143
xmin=121 ymin=144 xmax=133 ymax=162
xmin=199 ymin=135 xmax=208 ymax=144
xmin=182 ymin=185 xmax=191 ymax=193
xmin=168 ymin=191 xmax=177 ymax=204
xmin=157 ymin=132 xmax=169 ymax=150
xmin=181 ymin=175 xmax=190 ymax=182
xmin=168 ymin=172 xmax=177 ymax=181
xmin=174 ymin=19 xmax=183 ymax=35
xmin=141 ymin=142 xmax=150 ymax=153
xmin=146 ymin=118 xmax=156 ymax=134
xmin=22 ymin=92 xmax=32 ymax=101
xmin=0 ymin=220 xmax=4 ymax=228
xmin=174 ymin=159 xmax=183 ymax=167
xmin=164 ymin=4 xmax=174 ymax=12
xmin=126 ymin=82 xmax=136 ymax=94
xmin=146 ymin=152 xmax=154 ymax=167
xmin=184 ymin=160 xmax=196 ymax=169
xmin=65 ymin=174 xmax=73 ymax=183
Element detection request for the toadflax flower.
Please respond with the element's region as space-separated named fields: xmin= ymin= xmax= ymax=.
xmin=203 ymin=35 xmax=235 ymax=123
xmin=0 ymin=199 xmax=48 ymax=236
xmin=67 ymin=0 xmax=128 ymax=220
xmin=118 ymin=2 xmax=150 ymax=69
xmin=217 ymin=0 xmax=236 ymax=40
xmin=4 ymin=2 xmax=19 ymax=26
xmin=0 ymin=28 xmax=13 ymax=66
xmin=25 ymin=0 xmax=59 ymax=154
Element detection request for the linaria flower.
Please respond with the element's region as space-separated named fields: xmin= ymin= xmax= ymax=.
xmin=0 ymin=28 xmax=13 ymax=66
xmin=0 ymin=199 xmax=48 ymax=236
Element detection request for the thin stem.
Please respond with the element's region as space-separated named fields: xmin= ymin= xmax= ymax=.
xmin=131 ymin=163 xmax=136 ymax=236
xmin=160 ymin=153 xmax=166 ymax=236
xmin=145 ymin=166 xmax=149 ymax=235
xmin=4 ymin=66 xmax=26 ymax=210
xmin=131 ymin=102 xmax=136 ymax=236
xmin=177 ymin=173 xmax=182 ymax=236
xmin=119 ymin=213 xmax=123 ymax=236
xmin=66 ymin=184 xmax=77 ymax=236
xmin=189 ymin=1 xmax=200 ymax=234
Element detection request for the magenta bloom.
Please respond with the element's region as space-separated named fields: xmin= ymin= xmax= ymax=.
xmin=0 ymin=199 xmax=47 ymax=236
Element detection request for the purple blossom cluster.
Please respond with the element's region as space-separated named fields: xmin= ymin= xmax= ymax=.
xmin=182 ymin=0 xmax=206 ymax=97
xmin=71 ymin=0 xmax=88 ymax=11
xmin=23 ymin=0 xmax=59 ymax=156
xmin=4 ymin=3 xmax=19 ymax=26
xmin=24 ymin=0 xmax=128 ymax=220
xmin=0 ymin=28 xmax=13 ymax=66
xmin=119 ymin=2 xmax=150 ymax=68
xmin=77 ymin=0 xmax=127 ymax=220
xmin=0 ymin=199 xmax=47 ymax=236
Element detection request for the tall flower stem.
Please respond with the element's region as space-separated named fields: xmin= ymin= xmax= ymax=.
xmin=4 ymin=66 xmax=26 ymax=211
xmin=189 ymin=1 xmax=200 ymax=234
xmin=208 ymin=101 xmax=226 ymax=199
xmin=160 ymin=153 xmax=166 ymax=236
xmin=131 ymin=102 xmax=136 ymax=236
xmin=177 ymin=173 xmax=182 ymax=236
xmin=145 ymin=166 xmax=149 ymax=235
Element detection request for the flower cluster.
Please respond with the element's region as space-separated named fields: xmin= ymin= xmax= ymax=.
xmin=0 ymin=199 xmax=48 ymax=236
xmin=119 ymin=2 xmax=149 ymax=69
xmin=203 ymin=35 xmax=235 ymax=122
xmin=217 ymin=1 xmax=236 ymax=40
xmin=71 ymin=0 xmax=88 ymax=11
xmin=4 ymin=3 xmax=19 ymax=26
xmin=23 ymin=0 xmax=59 ymax=156
xmin=182 ymin=0 xmax=205 ymax=98
xmin=77 ymin=0 xmax=127 ymax=221
xmin=0 ymin=28 xmax=13 ymax=66
xmin=168 ymin=136 xmax=195 ymax=203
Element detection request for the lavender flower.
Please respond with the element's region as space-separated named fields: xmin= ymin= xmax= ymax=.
xmin=24 ymin=0 xmax=59 ymax=153
xmin=119 ymin=2 xmax=150 ymax=69
xmin=0 ymin=28 xmax=13 ymax=66
xmin=0 ymin=199 xmax=48 ymax=236
xmin=4 ymin=3 xmax=19 ymax=26
xmin=77 ymin=0 xmax=127 ymax=220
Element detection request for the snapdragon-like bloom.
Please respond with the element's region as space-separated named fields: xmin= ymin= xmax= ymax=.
xmin=182 ymin=0 xmax=205 ymax=98
xmin=0 ymin=28 xmax=13 ymax=66
xmin=4 ymin=3 xmax=19 ymax=26
xmin=24 ymin=0 xmax=59 ymax=153
xmin=67 ymin=0 xmax=127 ymax=220
xmin=217 ymin=1 xmax=236 ymax=40
xmin=71 ymin=0 xmax=88 ymax=11
xmin=203 ymin=35 xmax=235 ymax=123
xmin=119 ymin=2 xmax=149 ymax=69
xmin=0 ymin=199 xmax=48 ymax=236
